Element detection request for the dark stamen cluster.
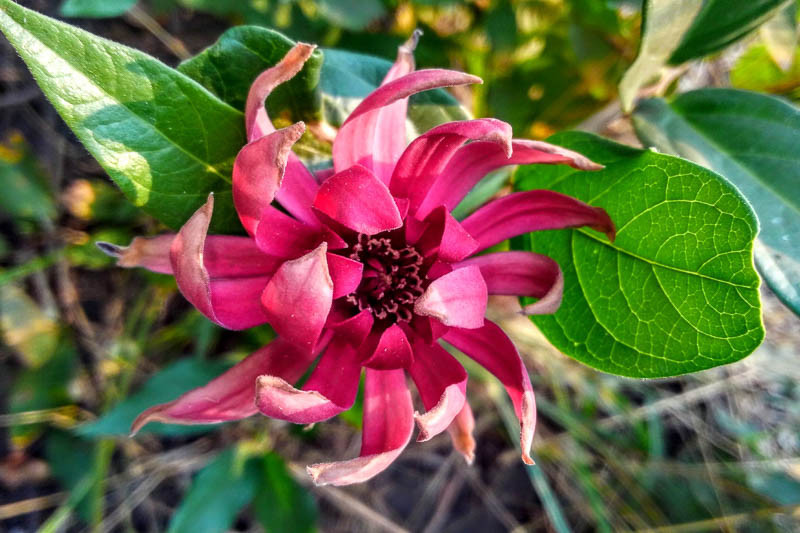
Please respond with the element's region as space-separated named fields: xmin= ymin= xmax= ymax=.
xmin=346 ymin=234 xmax=425 ymax=322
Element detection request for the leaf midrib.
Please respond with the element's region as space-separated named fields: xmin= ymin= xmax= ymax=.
xmin=577 ymin=229 xmax=757 ymax=289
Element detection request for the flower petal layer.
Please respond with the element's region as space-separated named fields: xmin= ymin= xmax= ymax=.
xmin=306 ymin=368 xmax=414 ymax=486
xmin=327 ymin=308 xmax=374 ymax=346
xmin=408 ymin=335 xmax=468 ymax=442
xmin=255 ymin=338 xmax=361 ymax=423
xmin=326 ymin=253 xmax=364 ymax=299
xmin=444 ymin=320 xmax=537 ymax=464
xmin=261 ymin=242 xmax=333 ymax=349
xmin=333 ymin=69 xmax=482 ymax=180
xmin=457 ymin=251 xmax=564 ymax=314
xmin=414 ymin=266 xmax=487 ymax=328
xmin=170 ymin=196 xmax=273 ymax=330
xmin=461 ymin=189 xmax=616 ymax=253
xmin=244 ymin=43 xmax=320 ymax=226
xmin=363 ymin=324 xmax=414 ymax=370
xmin=414 ymin=206 xmax=479 ymax=262
xmin=131 ymin=338 xmax=315 ymax=433
xmin=390 ymin=118 xmax=512 ymax=211
xmin=416 ymin=139 xmax=602 ymax=219
xmin=312 ymin=165 xmax=403 ymax=235
xmin=326 ymin=33 xmax=418 ymax=183
xmin=233 ymin=122 xmax=305 ymax=236
xmin=245 ymin=43 xmax=316 ymax=140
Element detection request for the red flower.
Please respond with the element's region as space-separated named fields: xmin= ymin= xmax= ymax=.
xmin=103 ymin=35 xmax=614 ymax=486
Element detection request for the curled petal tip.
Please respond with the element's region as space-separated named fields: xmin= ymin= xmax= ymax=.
xmin=413 ymin=411 xmax=432 ymax=442
xmin=402 ymin=29 xmax=423 ymax=52
xmin=522 ymin=453 xmax=535 ymax=466
xmin=594 ymin=207 xmax=616 ymax=242
xmin=306 ymin=464 xmax=325 ymax=485
xmin=96 ymin=241 xmax=122 ymax=258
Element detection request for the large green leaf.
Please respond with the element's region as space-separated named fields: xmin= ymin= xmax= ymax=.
xmin=668 ymin=0 xmax=791 ymax=64
xmin=0 ymin=0 xmax=245 ymax=232
xmin=514 ymin=131 xmax=763 ymax=378
xmin=633 ymin=89 xmax=800 ymax=316
xmin=618 ymin=0 xmax=703 ymax=112
xmin=168 ymin=447 xmax=260 ymax=533
xmin=77 ymin=357 xmax=232 ymax=437
xmin=177 ymin=25 xmax=324 ymax=121
xmin=252 ymin=453 xmax=318 ymax=533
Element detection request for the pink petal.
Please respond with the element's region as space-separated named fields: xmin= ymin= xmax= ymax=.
xmin=461 ymin=189 xmax=616 ymax=253
xmin=326 ymin=253 xmax=364 ymax=299
xmin=389 ymin=118 xmax=512 ymax=211
xmin=131 ymin=338 xmax=316 ymax=434
xmin=256 ymin=338 xmax=361 ymax=424
xmin=363 ymin=324 xmax=414 ymax=370
xmin=413 ymin=206 xmax=479 ymax=262
xmin=255 ymin=206 xmax=346 ymax=259
xmin=105 ymin=233 xmax=281 ymax=279
xmin=326 ymin=308 xmax=374 ymax=347
xmin=306 ymin=368 xmax=414 ymax=486
xmin=99 ymin=234 xmax=174 ymax=274
xmin=416 ymin=139 xmax=604 ymax=219
xmin=261 ymin=242 xmax=333 ymax=349
xmin=333 ymin=69 xmax=482 ymax=181
xmin=273 ymin=161 xmax=321 ymax=229
xmin=312 ymin=165 xmax=402 ymax=235
xmin=245 ymin=43 xmax=316 ymax=141
xmin=444 ymin=320 xmax=537 ymax=464
xmin=407 ymin=334 xmax=467 ymax=442
xmin=233 ymin=123 xmax=305 ymax=236
xmin=326 ymin=32 xmax=418 ymax=184
xmin=457 ymin=251 xmax=564 ymax=314
xmin=447 ymin=401 xmax=476 ymax=464
xmin=244 ymin=43 xmax=321 ymax=226
xmin=414 ymin=266 xmax=487 ymax=328
xmin=170 ymin=196 xmax=274 ymax=330
xmin=410 ymin=315 xmax=452 ymax=344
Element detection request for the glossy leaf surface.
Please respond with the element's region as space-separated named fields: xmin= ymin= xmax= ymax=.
xmin=0 ymin=0 xmax=246 ymax=232
xmin=634 ymin=89 xmax=800 ymax=315
xmin=514 ymin=132 xmax=764 ymax=378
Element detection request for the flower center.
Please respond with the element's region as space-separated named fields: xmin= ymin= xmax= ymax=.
xmin=346 ymin=234 xmax=425 ymax=323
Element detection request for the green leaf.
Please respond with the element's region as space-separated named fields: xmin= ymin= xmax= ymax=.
xmin=177 ymin=25 xmax=324 ymax=121
xmin=253 ymin=453 xmax=318 ymax=533
xmin=618 ymin=0 xmax=703 ymax=112
xmin=668 ymin=0 xmax=791 ymax=64
xmin=514 ymin=131 xmax=764 ymax=378
xmin=0 ymin=0 xmax=246 ymax=232
xmin=77 ymin=357 xmax=232 ymax=436
xmin=633 ymin=89 xmax=800 ymax=316
xmin=59 ymin=0 xmax=136 ymax=18
xmin=168 ymin=447 xmax=260 ymax=533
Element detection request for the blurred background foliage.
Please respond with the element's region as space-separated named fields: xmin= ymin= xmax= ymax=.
xmin=1 ymin=0 xmax=800 ymax=532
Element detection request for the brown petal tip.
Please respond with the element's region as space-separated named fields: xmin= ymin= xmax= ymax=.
xmin=96 ymin=241 xmax=123 ymax=258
